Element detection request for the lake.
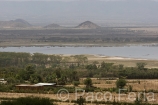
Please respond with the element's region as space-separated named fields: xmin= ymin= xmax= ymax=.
xmin=0 ymin=46 xmax=157 ymax=60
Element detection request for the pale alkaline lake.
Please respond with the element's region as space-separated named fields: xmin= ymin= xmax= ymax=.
xmin=0 ymin=46 xmax=157 ymax=60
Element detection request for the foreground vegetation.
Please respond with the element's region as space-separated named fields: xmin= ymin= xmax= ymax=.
xmin=0 ymin=97 xmax=54 ymax=105
xmin=0 ymin=51 xmax=158 ymax=104
xmin=0 ymin=52 xmax=158 ymax=92
xmin=0 ymin=96 xmax=158 ymax=105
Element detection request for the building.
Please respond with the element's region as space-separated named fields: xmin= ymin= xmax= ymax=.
xmin=16 ymin=83 xmax=56 ymax=91
xmin=35 ymin=83 xmax=56 ymax=87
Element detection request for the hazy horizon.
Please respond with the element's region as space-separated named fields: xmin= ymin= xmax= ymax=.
xmin=1 ymin=0 xmax=158 ymax=26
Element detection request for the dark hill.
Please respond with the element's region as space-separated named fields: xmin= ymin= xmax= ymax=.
xmin=76 ymin=21 xmax=100 ymax=29
xmin=44 ymin=23 xmax=62 ymax=28
xmin=0 ymin=19 xmax=32 ymax=28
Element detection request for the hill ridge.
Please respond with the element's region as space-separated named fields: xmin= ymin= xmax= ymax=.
xmin=76 ymin=21 xmax=100 ymax=29
xmin=44 ymin=23 xmax=62 ymax=28
xmin=0 ymin=19 xmax=32 ymax=28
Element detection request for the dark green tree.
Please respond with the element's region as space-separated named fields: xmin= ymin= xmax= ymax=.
xmin=136 ymin=62 xmax=147 ymax=70
xmin=73 ymin=81 xmax=80 ymax=86
xmin=84 ymin=78 xmax=92 ymax=88
xmin=116 ymin=78 xmax=126 ymax=89
xmin=25 ymin=64 xmax=36 ymax=81
xmin=0 ymin=97 xmax=54 ymax=105
xmin=76 ymin=96 xmax=85 ymax=105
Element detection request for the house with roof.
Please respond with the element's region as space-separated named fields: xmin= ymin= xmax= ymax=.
xmin=16 ymin=83 xmax=56 ymax=91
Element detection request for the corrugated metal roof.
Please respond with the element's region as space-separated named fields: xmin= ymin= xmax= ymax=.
xmin=16 ymin=84 xmax=43 ymax=87
xmin=35 ymin=83 xmax=56 ymax=86
xmin=16 ymin=83 xmax=56 ymax=87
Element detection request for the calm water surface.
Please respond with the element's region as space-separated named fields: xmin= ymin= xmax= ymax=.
xmin=0 ymin=46 xmax=157 ymax=60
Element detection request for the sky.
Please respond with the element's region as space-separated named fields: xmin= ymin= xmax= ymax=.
xmin=0 ymin=0 xmax=158 ymax=26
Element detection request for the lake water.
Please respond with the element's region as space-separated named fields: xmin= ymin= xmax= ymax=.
xmin=0 ymin=46 xmax=157 ymax=60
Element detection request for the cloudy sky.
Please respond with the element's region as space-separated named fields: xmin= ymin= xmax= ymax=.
xmin=0 ymin=0 xmax=158 ymax=26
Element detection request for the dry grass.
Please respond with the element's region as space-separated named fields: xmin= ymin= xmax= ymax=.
xmin=0 ymin=79 xmax=158 ymax=104
xmin=85 ymin=54 xmax=158 ymax=68
xmin=129 ymin=27 xmax=158 ymax=33
xmin=78 ymin=78 xmax=158 ymax=92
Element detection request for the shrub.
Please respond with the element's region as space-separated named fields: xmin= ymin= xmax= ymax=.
xmin=73 ymin=81 xmax=80 ymax=86
xmin=116 ymin=79 xmax=126 ymax=89
xmin=76 ymin=96 xmax=85 ymax=105
xmin=84 ymin=78 xmax=92 ymax=88
xmin=0 ymin=97 xmax=54 ymax=105
xmin=129 ymin=85 xmax=133 ymax=92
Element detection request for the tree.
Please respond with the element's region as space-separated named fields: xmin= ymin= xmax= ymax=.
xmin=55 ymin=69 xmax=61 ymax=78
xmin=134 ymin=96 xmax=141 ymax=105
xmin=116 ymin=78 xmax=126 ymax=89
xmin=86 ymin=64 xmax=97 ymax=70
xmin=72 ymin=55 xmax=88 ymax=66
xmin=26 ymin=65 xmax=35 ymax=75
xmin=136 ymin=62 xmax=147 ymax=70
xmin=30 ymin=74 xmax=42 ymax=83
xmin=76 ymin=96 xmax=85 ymax=105
xmin=84 ymin=78 xmax=92 ymax=88
xmin=119 ymin=64 xmax=124 ymax=70
xmin=0 ymin=97 xmax=54 ymax=105
xmin=101 ymin=61 xmax=114 ymax=71
xmin=73 ymin=81 xmax=80 ymax=86
xmin=25 ymin=64 xmax=36 ymax=81
xmin=128 ymin=85 xmax=133 ymax=92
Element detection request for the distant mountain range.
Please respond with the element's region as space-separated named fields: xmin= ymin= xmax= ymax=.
xmin=0 ymin=19 xmax=32 ymax=28
xmin=1 ymin=0 xmax=158 ymax=26
xmin=0 ymin=19 xmax=100 ymax=29
xmin=44 ymin=21 xmax=100 ymax=29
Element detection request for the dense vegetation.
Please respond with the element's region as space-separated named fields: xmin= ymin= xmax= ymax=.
xmin=0 ymin=96 xmax=154 ymax=105
xmin=0 ymin=52 xmax=158 ymax=92
xmin=0 ymin=97 xmax=54 ymax=105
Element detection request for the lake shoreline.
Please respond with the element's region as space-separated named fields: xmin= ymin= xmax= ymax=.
xmin=0 ymin=46 xmax=158 ymax=60
xmin=0 ymin=43 xmax=158 ymax=47
xmin=64 ymin=54 xmax=150 ymax=61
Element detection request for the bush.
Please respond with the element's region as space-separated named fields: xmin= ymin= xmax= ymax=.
xmin=53 ymin=87 xmax=75 ymax=94
xmin=129 ymin=85 xmax=133 ymax=92
xmin=0 ymin=97 xmax=54 ymax=105
xmin=84 ymin=87 xmax=95 ymax=92
xmin=76 ymin=96 xmax=85 ymax=105
xmin=0 ymin=84 xmax=10 ymax=92
xmin=73 ymin=81 xmax=80 ymax=86
xmin=84 ymin=78 xmax=92 ymax=88
xmin=116 ymin=79 xmax=126 ymax=89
